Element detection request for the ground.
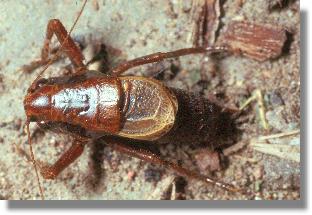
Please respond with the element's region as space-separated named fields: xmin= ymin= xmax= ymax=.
xmin=0 ymin=0 xmax=300 ymax=200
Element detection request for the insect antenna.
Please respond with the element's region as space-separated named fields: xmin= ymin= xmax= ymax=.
xmin=25 ymin=0 xmax=88 ymax=200
xmin=26 ymin=118 xmax=45 ymax=200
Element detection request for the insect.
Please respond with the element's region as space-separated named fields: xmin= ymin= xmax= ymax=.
xmin=23 ymin=0 xmax=243 ymax=200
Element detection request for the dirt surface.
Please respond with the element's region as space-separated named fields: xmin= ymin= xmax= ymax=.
xmin=0 ymin=0 xmax=300 ymax=200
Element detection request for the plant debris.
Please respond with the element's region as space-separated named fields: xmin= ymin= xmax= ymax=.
xmin=219 ymin=21 xmax=288 ymax=61
xmin=239 ymin=89 xmax=269 ymax=130
xmin=192 ymin=0 xmax=221 ymax=47
xmin=147 ymin=175 xmax=175 ymax=200
xmin=250 ymin=130 xmax=300 ymax=162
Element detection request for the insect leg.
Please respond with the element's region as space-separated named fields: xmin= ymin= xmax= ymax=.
xmin=38 ymin=140 xmax=86 ymax=179
xmin=22 ymin=19 xmax=86 ymax=73
xmin=110 ymin=46 xmax=228 ymax=76
xmin=104 ymin=137 xmax=241 ymax=193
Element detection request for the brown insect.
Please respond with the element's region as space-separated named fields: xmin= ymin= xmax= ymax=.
xmin=23 ymin=0 xmax=242 ymax=200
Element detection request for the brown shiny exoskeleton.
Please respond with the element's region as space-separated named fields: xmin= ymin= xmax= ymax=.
xmin=24 ymin=18 xmax=241 ymax=199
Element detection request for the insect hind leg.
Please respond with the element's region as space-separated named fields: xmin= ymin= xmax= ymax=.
xmin=110 ymin=46 xmax=228 ymax=76
xmin=104 ymin=136 xmax=242 ymax=194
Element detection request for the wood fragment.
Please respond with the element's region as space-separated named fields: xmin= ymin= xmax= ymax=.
xmin=251 ymin=143 xmax=300 ymax=163
xmin=192 ymin=0 xmax=221 ymax=47
xmin=250 ymin=130 xmax=300 ymax=163
xmin=190 ymin=0 xmax=222 ymax=87
xmin=239 ymin=89 xmax=269 ymax=130
xmin=255 ymin=90 xmax=269 ymax=130
xmin=147 ymin=176 xmax=175 ymax=200
xmin=257 ymin=129 xmax=300 ymax=141
xmin=223 ymin=141 xmax=249 ymax=156
xmin=219 ymin=21 xmax=287 ymax=61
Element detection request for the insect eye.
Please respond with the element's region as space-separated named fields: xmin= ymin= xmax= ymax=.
xmin=29 ymin=78 xmax=48 ymax=93
xmin=36 ymin=78 xmax=48 ymax=89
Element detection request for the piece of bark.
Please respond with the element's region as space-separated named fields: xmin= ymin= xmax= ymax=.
xmin=191 ymin=0 xmax=222 ymax=87
xmin=193 ymin=0 xmax=221 ymax=47
xmin=219 ymin=21 xmax=287 ymax=61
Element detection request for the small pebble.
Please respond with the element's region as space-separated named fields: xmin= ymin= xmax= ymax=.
xmin=144 ymin=167 xmax=161 ymax=183
xmin=253 ymin=165 xmax=264 ymax=180
xmin=268 ymin=90 xmax=284 ymax=106
xmin=127 ymin=171 xmax=136 ymax=181
xmin=195 ymin=150 xmax=222 ymax=174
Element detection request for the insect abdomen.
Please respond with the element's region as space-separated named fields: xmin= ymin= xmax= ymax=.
xmin=157 ymin=88 xmax=236 ymax=148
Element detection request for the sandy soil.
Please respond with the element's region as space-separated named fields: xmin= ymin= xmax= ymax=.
xmin=0 ymin=0 xmax=300 ymax=200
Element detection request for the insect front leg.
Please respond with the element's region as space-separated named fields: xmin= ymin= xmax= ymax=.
xmin=110 ymin=46 xmax=228 ymax=76
xmin=103 ymin=137 xmax=241 ymax=193
xmin=38 ymin=140 xmax=86 ymax=179
xmin=22 ymin=19 xmax=86 ymax=73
